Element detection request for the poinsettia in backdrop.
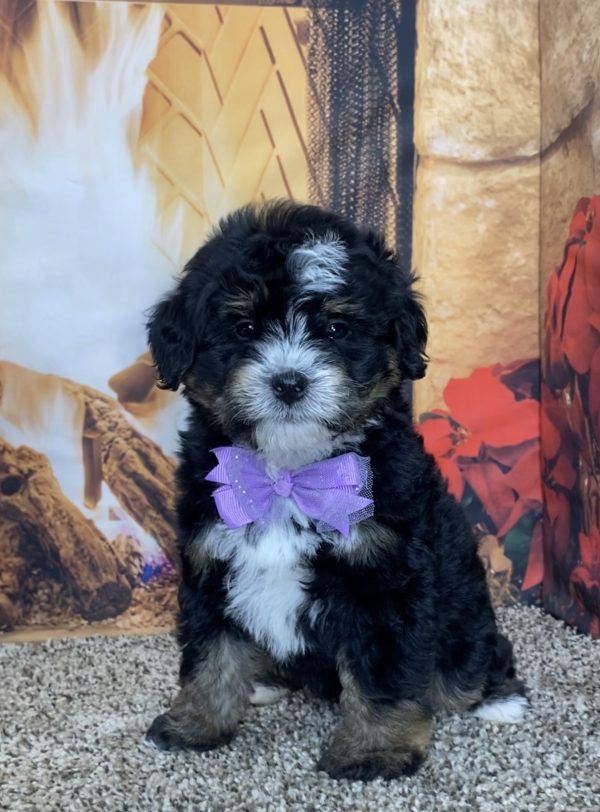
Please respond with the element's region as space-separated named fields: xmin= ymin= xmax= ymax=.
xmin=418 ymin=359 xmax=543 ymax=603
xmin=542 ymin=196 xmax=600 ymax=639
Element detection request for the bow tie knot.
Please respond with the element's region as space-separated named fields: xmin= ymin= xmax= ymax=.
xmin=273 ymin=470 xmax=293 ymax=498
xmin=205 ymin=446 xmax=374 ymax=537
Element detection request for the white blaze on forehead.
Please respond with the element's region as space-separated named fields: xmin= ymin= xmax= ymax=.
xmin=288 ymin=231 xmax=347 ymax=294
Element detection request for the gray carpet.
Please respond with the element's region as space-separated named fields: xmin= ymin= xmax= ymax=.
xmin=1 ymin=606 xmax=599 ymax=812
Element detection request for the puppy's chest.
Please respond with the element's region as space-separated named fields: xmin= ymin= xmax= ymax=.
xmin=208 ymin=517 xmax=320 ymax=660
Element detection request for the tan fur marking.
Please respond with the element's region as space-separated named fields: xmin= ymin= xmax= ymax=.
xmin=428 ymin=673 xmax=483 ymax=714
xmin=319 ymin=657 xmax=433 ymax=778
xmin=337 ymin=519 xmax=398 ymax=566
xmin=325 ymin=301 xmax=362 ymax=316
xmin=356 ymin=358 xmax=400 ymax=419
xmin=156 ymin=635 xmax=261 ymax=748
xmin=222 ymin=284 xmax=265 ymax=316
xmin=183 ymin=375 xmax=223 ymax=413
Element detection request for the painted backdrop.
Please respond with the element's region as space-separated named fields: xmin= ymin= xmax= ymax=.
xmin=3 ymin=0 xmax=598 ymax=639
xmin=0 ymin=0 xmax=413 ymax=634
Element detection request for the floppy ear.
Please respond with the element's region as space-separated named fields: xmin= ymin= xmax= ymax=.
xmin=392 ymin=276 xmax=428 ymax=381
xmin=147 ymin=290 xmax=195 ymax=391
xmin=362 ymin=230 xmax=428 ymax=380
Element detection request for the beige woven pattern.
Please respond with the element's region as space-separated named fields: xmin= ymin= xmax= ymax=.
xmin=0 ymin=1 xmax=309 ymax=265
xmin=140 ymin=4 xmax=309 ymax=263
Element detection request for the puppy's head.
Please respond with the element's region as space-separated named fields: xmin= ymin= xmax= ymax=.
xmin=148 ymin=201 xmax=427 ymax=454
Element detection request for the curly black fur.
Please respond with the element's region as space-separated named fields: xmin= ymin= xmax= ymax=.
xmin=145 ymin=201 xmax=527 ymax=780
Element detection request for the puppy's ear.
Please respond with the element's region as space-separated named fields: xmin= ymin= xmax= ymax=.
xmin=364 ymin=231 xmax=429 ymax=381
xmin=147 ymin=290 xmax=195 ymax=390
xmin=391 ymin=274 xmax=428 ymax=381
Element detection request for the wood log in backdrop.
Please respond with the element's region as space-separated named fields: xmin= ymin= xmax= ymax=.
xmin=0 ymin=439 xmax=132 ymax=621
xmin=77 ymin=388 xmax=179 ymax=566
xmin=0 ymin=362 xmax=179 ymax=566
xmin=0 ymin=519 xmax=26 ymax=630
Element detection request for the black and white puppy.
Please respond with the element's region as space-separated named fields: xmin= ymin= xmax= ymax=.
xmin=145 ymin=201 xmax=528 ymax=781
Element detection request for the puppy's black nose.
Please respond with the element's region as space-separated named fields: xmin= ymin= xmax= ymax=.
xmin=271 ymin=370 xmax=309 ymax=404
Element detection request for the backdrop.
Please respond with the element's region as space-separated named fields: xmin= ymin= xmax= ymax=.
xmin=0 ymin=0 xmax=598 ymax=640
xmin=0 ymin=0 xmax=415 ymax=635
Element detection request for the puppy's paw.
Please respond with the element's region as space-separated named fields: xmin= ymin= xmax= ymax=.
xmin=145 ymin=713 xmax=182 ymax=752
xmin=317 ymin=746 xmax=424 ymax=781
xmin=145 ymin=712 xmax=233 ymax=753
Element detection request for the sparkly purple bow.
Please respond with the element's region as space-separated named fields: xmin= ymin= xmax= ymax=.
xmin=205 ymin=447 xmax=374 ymax=537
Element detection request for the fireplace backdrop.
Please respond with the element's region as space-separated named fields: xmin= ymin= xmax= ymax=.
xmin=1 ymin=0 xmax=598 ymax=639
xmin=0 ymin=0 xmax=417 ymax=635
xmin=0 ymin=0 xmax=312 ymax=633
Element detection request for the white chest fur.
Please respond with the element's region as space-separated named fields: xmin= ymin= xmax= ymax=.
xmin=200 ymin=515 xmax=318 ymax=660
xmin=198 ymin=425 xmax=366 ymax=660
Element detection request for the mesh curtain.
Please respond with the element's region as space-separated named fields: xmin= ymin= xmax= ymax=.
xmin=306 ymin=0 xmax=416 ymax=271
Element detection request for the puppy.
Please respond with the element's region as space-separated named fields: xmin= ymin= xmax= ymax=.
xmin=145 ymin=201 xmax=528 ymax=781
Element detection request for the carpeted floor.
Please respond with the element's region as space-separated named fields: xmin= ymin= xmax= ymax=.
xmin=1 ymin=606 xmax=599 ymax=812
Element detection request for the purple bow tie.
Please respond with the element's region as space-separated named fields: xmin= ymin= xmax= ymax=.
xmin=205 ymin=447 xmax=374 ymax=537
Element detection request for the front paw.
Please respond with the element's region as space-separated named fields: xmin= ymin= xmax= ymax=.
xmin=317 ymin=744 xmax=424 ymax=781
xmin=145 ymin=712 xmax=233 ymax=753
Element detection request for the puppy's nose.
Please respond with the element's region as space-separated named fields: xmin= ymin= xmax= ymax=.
xmin=271 ymin=370 xmax=309 ymax=404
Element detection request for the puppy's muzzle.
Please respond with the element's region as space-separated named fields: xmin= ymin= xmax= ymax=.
xmin=270 ymin=369 xmax=309 ymax=405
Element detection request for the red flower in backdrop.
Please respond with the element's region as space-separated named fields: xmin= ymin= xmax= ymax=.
xmin=590 ymin=347 xmax=600 ymax=431
xmin=544 ymin=197 xmax=600 ymax=386
xmin=542 ymin=195 xmax=600 ymax=637
xmin=418 ymin=361 xmax=541 ymax=538
xmin=571 ymin=529 xmax=600 ymax=638
xmin=540 ymin=384 xmax=578 ymax=493
xmin=417 ymin=409 xmax=464 ymax=500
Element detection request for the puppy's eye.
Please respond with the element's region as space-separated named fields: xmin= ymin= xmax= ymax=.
xmin=235 ymin=319 xmax=256 ymax=340
xmin=327 ymin=320 xmax=350 ymax=340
